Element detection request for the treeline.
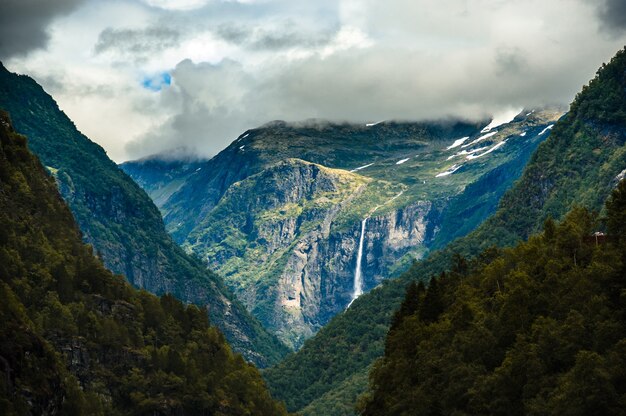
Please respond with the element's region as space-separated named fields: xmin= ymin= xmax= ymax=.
xmin=0 ymin=111 xmax=287 ymax=415
xmin=361 ymin=181 xmax=626 ymax=415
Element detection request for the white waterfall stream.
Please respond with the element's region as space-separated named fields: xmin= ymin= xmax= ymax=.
xmin=347 ymin=218 xmax=367 ymax=308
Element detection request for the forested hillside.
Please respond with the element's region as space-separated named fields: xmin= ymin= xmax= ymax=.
xmin=362 ymin=185 xmax=626 ymax=415
xmin=264 ymin=47 xmax=626 ymax=415
xmin=0 ymin=111 xmax=287 ymax=415
xmin=0 ymin=63 xmax=289 ymax=367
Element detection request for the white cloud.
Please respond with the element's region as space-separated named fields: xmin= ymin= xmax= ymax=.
xmin=3 ymin=0 xmax=626 ymax=162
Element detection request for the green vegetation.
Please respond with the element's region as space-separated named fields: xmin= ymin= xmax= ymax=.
xmin=361 ymin=187 xmax=626 ymax=415
xmin=0 ymin=112 xmax=287 ymax=415
xmin=134 ymin=105 xmax=559 ymax=348
xmin=0 ymin=62 xmax=289 ymax=366
xmin=264 ymin=47 xmax=626 ymax=414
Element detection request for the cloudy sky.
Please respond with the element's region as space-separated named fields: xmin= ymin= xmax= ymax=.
xmin=1 ymin=0 xmax=625 ymax=162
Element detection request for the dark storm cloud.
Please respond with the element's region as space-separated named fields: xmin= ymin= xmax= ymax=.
xmin=94 ymin=26 xmax=181 ymax=62
xmin=0 ymin=0 xmax=87 ymax=59
xmin=214 ymin=22 xmax=336 ymax=51
xmin=597 ymin=0 xmax=626 ymax=34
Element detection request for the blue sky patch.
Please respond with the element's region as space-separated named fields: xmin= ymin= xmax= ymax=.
xmin=141 ymin=72 xmax=172 ymax=91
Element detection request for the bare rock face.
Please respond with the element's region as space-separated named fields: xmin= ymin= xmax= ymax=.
xmin=183 ymin=158 xmax=440 ymax=348
xmin=267 ymin=200 xmax=434 ymax=347
xmin=125 ymin=112 xmax=564 ymax=349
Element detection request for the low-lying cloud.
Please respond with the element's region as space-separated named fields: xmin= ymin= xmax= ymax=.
xmin=3 ymin=0 xmax=626 ymax=162
xmin=125 ymin=0 xmax=625 ymax=160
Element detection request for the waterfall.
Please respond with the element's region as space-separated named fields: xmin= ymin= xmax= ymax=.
xmin=348 ymin=218 xmax=367 ymax=308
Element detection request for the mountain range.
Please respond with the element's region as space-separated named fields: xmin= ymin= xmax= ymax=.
xmin=263 ymin=47 xmax=626 ymax=415
xmin=122 ymin=109 xmax=562 ymax=348
xmin=0 ymin=63 xmax=289 ymax=367
xmin=0 ymin=111 xmax=287 ymax=414
xmin=1 ymin=42 xmax=625 ymax=416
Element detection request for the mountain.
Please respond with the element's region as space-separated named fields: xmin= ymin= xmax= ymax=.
xmin=124 ymin=111 xmax=562 ymax=348
xmin=0 ymin=111 xmax=288 ymax=415
xmin=263 ymin=48 xmax=626 ymax=414
xmin=0 ymin=63 xmax=289 ymax=367
xmin=119 ymin=156 xmax=207 ymax=211
xmin=362 ymin=193 xmax=626 ymax=415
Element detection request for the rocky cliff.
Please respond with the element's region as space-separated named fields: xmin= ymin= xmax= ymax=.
xmin=126 ymin=111 xmax=563 ymax=348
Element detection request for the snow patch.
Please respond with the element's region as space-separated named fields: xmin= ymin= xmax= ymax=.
xmin=195 ymin=167 xmax=202 ymax=172
xmin=396 ymin=158 xmax=410 ymax=165
xmin=538 ymin=124 xmax=554 ymax=135
xmin=366 ymin=120 xmax=384 ymax=127
xmin=447 ymin=136 xmax=470 ymax=150
xmin=447 ymin=146 xmax=489 ymax=160
xmin=466 ymin=141 xmax=507 ymax=160
xmin=480 ymin=108 xmax=522 ymax=133
xmin=520 ymin=131 xmax=527 ymax=137
xmin=350 ymin=163 xmax=374 ymax=172
xmin=436 ymin=164 xmax=462 ymax=177
xmin=239 ymin=145 xmax=245 ymax=150
xmin=462 ymin=131 xmax=498 ymax=148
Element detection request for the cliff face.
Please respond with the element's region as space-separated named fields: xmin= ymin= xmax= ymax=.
xmin=263 ymin=48 xmax=626 ymax=416
xmin=264 ymin=200 xmax=433 ymax=346
xmin=122 ymin=110 xmax=563 ymax=348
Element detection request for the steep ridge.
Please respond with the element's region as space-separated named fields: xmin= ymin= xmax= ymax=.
xmin=263 ymin=48 xmax=626 ymax=414
xmin=0 ymin=112 xmax=287 ymax=415
xmin=0 ymin=63 xmax=289 ymax=367
xmin=119 ymin=156 xmax=207 ymax=212
xmin=126 ymin=112 xmax=561 ymax=348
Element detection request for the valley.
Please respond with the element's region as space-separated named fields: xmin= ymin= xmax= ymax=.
xmin=123 ymin=110 xmax=563 ymax=348
xmin=1 ymin=2 xmax=625 ymax=412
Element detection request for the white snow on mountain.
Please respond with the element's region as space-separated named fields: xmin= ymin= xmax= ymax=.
xmin=480 ymin=108 xmax=522 ymax=133
xmin=446 ymin=136 xmax=470 ymax=150
xmin=462 ymin=131 xmax=498 ymax=148
xmin=466 ymin=141 xmax=507 ymax=160
xmin=350 ymin=162 xmax=374 ymax=172
xmin=436 ymin=164 xmax=462 ymax=177
xmin=538 ymin=124 xmax=554 ymax=135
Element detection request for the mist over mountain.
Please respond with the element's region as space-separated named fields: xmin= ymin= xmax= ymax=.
xmin=2 ymin=1 xmax=626 ymax=414
xmin=264 ymin=47 xmax=626 ymax=415
xmin=123 ymin=109 xmax=563 ymax=349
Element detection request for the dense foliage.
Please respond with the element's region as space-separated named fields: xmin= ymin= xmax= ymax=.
xmin=0 ymin=112 xmax=287 ymax=415
xmin=264 ymin=47 xmax=626 ymax=414
xmin=362 ymin=187 xmax=626 ymax=415
xmin=0 ymin=62 xmax=289 ymax=366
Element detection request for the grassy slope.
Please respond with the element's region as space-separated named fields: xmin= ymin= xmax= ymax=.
xmin=263 ymin=48 xmax=626 ymax=414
